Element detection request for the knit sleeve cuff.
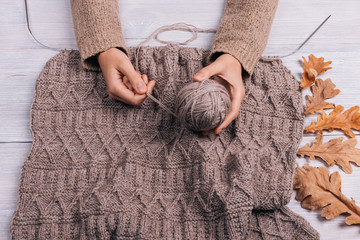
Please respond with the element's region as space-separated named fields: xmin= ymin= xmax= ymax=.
xmin=81 ymin=41 xmax=129 ymax=72
xmin=70 ymin=0 xmax=129 ymax=71
xmin=207 ymin=0 xmax=279 ymax=80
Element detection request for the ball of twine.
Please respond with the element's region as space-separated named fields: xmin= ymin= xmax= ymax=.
xmin=175 ymin=79 xmax=231 ymax=132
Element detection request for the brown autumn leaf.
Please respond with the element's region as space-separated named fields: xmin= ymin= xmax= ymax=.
xmin=300 ymin=72 xmax=314 ymax=89
xmin=305 ymin=105 xmax=360 ymax=138
xmin=293 ymin=164 xmax=360 ymax=225
xmin=300 ymin=54 xmax=332 ymax=89
xmin=297 ymin=134 xmax=360 ymax=174
xmin=304 ymin=78 xmax=340 ymax=115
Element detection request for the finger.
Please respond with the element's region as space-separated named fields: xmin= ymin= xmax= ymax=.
xmin=116 ymin=62 xmax=147 ymax=94
xmin=109 ymin=82 xmax=138 ymax=104
xmin=125 ymin=80 xmax=155 ymax=102
xmin=106 ymin=72 xmax=145 ymax=105
xmin=128 ymin=72 xmax=148 ymax=94
xmin=109 ymin=74 xmax=156 ymax=106
xmin=213 ymin=110 xmax=237 ymax=135
xmin=146 ymin=80 xmax=156 ymax=95
xmin=102 ymin=67 xmax=143 ymax=105
xmin=193 ymin=60 xmax=225 ymax=82
xmin=202 ymin=130 xmax=211 ymax=136
xmin=213 ymin=90 xmax=243 ymax=135
xmin=108 ymin=93 xmax=132 ymax=105
xmin=126 ymin=80 xmax=156 ymax=105
xmin=105 ymin=85 xmax=136 ymax=106
xmin=123 ymin=76 xmax=134 ymax=91
xmin=142 ymin=74 xmax=149 ymax=84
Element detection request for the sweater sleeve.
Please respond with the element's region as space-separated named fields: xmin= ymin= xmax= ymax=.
xmin=70 ymin=0 xmax=128 ymax=71
xmin=207 ymin=0 xmax=279 ymax=79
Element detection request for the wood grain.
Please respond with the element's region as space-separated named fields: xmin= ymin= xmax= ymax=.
xmin=1 ymin=0 xmax=360 ymax=239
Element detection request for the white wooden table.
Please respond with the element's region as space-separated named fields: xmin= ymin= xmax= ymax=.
xmin=1 ymin=0 xmax=359 ymax=239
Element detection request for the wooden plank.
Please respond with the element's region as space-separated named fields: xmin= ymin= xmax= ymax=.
xmin=2 ymin=0 xmax=360 ymax=50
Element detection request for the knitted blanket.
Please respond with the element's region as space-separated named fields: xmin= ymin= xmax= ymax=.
xmin=10 ymin=45 xmax=319 ymax=239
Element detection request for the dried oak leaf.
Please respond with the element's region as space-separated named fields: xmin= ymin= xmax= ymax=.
xmin=293 ymin=164 xmax=360 ymax=225
xmin=300 ymin=72 xmax=314 ymax=89
xmin=304 ymin=78 xmax=340 ymax=115
xmin=300 ymin=54 xmax=332 ymax=89
xmin=305 ymin=105 xmax=360 ymax=138
xmin=297 ymin=134 xmax=360 ymax=174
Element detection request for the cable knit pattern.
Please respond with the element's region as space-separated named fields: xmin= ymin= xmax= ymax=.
xmin=70 ymin=0 xmax=278 ymax=77
xmin=10 ymin=45 xmax=319 ymax=239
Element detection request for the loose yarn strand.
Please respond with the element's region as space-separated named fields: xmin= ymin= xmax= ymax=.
xmin=145 ymin=93 xmax=178 ymax=118
xmin=134 ymin=22 xmax=216 ymax=72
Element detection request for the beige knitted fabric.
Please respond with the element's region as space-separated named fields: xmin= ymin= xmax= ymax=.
xmin=10 ymin=45 xmax=319 ymax=239
xmin=70 ymin=0 xmax=278 ymax=77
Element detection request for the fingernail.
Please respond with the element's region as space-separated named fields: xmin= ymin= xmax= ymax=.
xmin=137 ymin=83 xmax=145 ymax=92
xmin=195 ymin=72 xmax=204 ymax=78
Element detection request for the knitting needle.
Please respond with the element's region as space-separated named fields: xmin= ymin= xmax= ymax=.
xmin=279 ymin=14 xmax=332 ymax=58
xmin=24 ymin=0 xmax=62 ymax=51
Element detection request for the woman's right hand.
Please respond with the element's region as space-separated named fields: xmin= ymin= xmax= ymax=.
xmin=97 ymin=47 xmax=155 ymax=106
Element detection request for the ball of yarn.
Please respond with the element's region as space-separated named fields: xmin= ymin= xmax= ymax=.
xmin=175 ymin=78 xmax=231 ymax=132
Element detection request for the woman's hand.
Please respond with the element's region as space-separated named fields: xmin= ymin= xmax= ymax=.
xmin=97 ymin=47 xmax=156 ymax=106
xmin=193 ymin=53 xmax=245 ymax=135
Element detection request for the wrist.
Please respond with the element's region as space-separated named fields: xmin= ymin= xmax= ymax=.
xmin=96 ymin=47 xmax=117 ymax=60
xmin=224 ymin=53 xmax=242 ymax=68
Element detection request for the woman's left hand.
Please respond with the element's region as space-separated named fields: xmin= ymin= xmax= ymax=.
xmin=193 ymin=53 xmax=245 ymax=135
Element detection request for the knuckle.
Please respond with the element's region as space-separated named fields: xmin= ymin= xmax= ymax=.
xmin=108 ymin=92 xmax=116 ymax=99
xmin=107 ymin=88 xmax=116 ymax=96
xmin=107 ymin=87 xmax=119 ymax=99
xmin=133 ymin=99 xmax=143 ymax=106
xmin=130 ymin=81 xmax=140 ymax=88
xmin=240 ymin=87 xmax=245 ymax=97
xmin=128 ymin=78 xmax=140 ymax=88
xmin=108 ymin=92 xmax=115 ymax=99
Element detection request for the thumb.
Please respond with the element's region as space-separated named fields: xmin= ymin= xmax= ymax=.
xmin=193 ymin=61 xmax=223 ymax=82
xmin=126 ymin=71 xmax=147 ymax=94
xmin=117 ymin=61 xmax=147 ymax=94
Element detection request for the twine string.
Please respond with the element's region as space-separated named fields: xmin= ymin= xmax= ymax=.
xmin=145 ymin=92 xmax=179 ymax=118
xmin=134 ymin=22 xmax=217 ymax=72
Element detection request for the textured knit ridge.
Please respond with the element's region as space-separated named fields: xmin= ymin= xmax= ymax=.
xmin=10 ymin=45 xmax=319 ymax=239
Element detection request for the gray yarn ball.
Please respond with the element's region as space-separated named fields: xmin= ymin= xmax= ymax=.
xmin=175 ymin=79 xmax=231 ymax=132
